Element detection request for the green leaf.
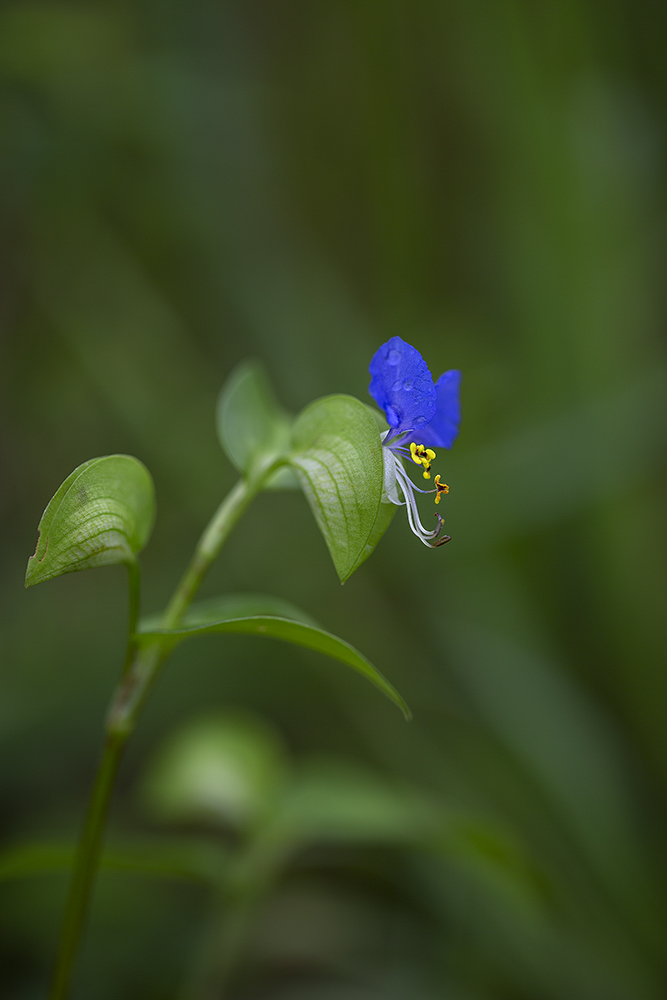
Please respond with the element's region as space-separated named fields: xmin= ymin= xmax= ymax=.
xmin=347 ymin=500 xmax=396 ymax=578
xmin=25 ymin=454 xmax=155 ymax=587
xmin=138 ymin=594 xmax=410 ymax=719
xmin=289 ymin=394 xmax=384 ymax=582
xmin=216 ymin=360 xmax=297 ymax=488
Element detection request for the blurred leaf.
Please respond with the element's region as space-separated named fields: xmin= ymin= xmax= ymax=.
xmin=0 ymin=4 xmax=123 ymax=83
xmin=444 ymin=619 xmax=663 ymax=921
xmin=25 ymin=455 xmax=155 ymax=587
xmin=138 ymin=596 xmax=409 ymax=719
xmin=217 ymin=360 xmax=298 ymax=489
xmin=280 ymin=760 xmax=438 ymax=845
xmin=438 ymin=817 xmax=550 ymax=916
xmin=289 ymin=394 xmax=384 ymax=582
xmin=0 ymin=838 xmax=227 ymax=885
xmin=142 ymin=712 xmax=289 ymax=831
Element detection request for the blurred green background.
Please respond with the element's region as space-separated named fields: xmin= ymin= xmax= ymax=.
xmin=2 ymin=1 xmax=667 ymax=997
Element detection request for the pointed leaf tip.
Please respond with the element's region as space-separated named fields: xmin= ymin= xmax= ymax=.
xmin=25 ymin=454 xmax=155 ymax=587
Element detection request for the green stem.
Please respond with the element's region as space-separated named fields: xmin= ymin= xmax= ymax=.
xmin=48 ymin=732 xmax=125 ymax=1000
xmin=120 ymin=559 xmax=141 ymax=678
xmin=48 ymin=474 xmax=262 ymax=1000
xmin=163 ymin=478 xmax=252 ymax=628
xmin=126 ymin=559 xmax=141 ymax=640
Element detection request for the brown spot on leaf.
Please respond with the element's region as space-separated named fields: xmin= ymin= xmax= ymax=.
xmin=32 ymin=530 xmax=49 ymax=562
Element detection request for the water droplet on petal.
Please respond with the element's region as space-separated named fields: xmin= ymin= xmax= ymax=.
xmin=392 ymin=379 xmax=403 ymax=392
xmin=413 ymin=415 xmax=426 ymax=427
xmin=387 ymin=349 xmax=400 ymax=365
xmin=403 ymin=379 xmax=413 ymax=391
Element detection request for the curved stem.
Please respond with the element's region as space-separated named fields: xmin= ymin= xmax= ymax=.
xmin=48 ymin=473 xmax=263 ymax=1000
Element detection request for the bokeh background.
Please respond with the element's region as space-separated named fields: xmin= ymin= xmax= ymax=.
xmin=2 ymin=1 xmax=667 ymax=997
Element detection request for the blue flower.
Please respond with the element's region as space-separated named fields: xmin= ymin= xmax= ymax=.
xmin=369 ymin=337 xmax=461 ymax=447
xmin=368 ymin=336 xmax=461 ymax=547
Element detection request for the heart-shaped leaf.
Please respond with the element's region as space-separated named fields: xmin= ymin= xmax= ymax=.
xmin=138 ymin=594 xmax=410 ymax=719
xmin=25 ymin=454 xmax=156 ymax=587
xmin=217 ymin=360 xmax=297 ymax=488
xmin=289 ymin=395 xmax=385 ymax=582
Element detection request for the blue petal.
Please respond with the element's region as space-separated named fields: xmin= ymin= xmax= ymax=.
xmin=417 ymin=370 xmax=461 ymax=449
xmin=368 ymin=337 xmax=436 ymax=435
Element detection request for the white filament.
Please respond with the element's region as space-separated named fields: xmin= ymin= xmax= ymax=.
xmin=387 ymin=452 xmax=443 ymax=547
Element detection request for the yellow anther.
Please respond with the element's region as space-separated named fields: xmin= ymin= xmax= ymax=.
xmin=409 ymin=442 xmax=437 ymax=478
xmin=434 ymin=475 xmax=449 ymax=504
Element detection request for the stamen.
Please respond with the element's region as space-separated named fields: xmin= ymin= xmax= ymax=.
xmin=409 ymin=442 xmax=437 ymax=480
xmin=434 ymin=475 xmax=449 ymax=504
xmin=432 ymin=514 xmax=452 ymax=546
xmin=382 ymin=435 xmax=452 ymax=547
xmin=394 ymin=461 xmax=449 ymax=547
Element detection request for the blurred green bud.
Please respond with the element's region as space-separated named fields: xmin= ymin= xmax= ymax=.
xmin=142 ymin=712 xmax=290 ymax=833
